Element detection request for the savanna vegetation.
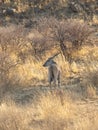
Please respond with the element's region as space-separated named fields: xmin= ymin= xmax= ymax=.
xmin=0 ymin=0 xmax=98 ymax=130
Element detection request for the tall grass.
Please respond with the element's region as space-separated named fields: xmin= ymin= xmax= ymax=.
xmin=0 ymin=92 xmax=98 ymax=130
xmin=0 ymin=25 xmax=98 ymax=88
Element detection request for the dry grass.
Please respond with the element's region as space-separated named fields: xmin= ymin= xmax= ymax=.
xmin=0 ymin=92 xmax=98 ymax=130
xmin=84 ymin=70 xmax=98 ymax=88
xmin=0 ymin=24 xmax=98 ymax=87
xmin=0 ymin=24 xmax=98 ymax=130
xmin=0 ymin=101 xmax=31 ymax=130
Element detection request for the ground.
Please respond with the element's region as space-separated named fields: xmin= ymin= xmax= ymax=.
xmin=0 ymin=76 xmax=98 ymax=130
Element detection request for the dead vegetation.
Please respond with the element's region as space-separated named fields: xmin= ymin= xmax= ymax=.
xmin=0 ymin=91 xmax=98 ymax=130
xmin=32 ymin=17 xmax=94 ymax=62
xmin=0 ymin=12 xmax=98 ymax=130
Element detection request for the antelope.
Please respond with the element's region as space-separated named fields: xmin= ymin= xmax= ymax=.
xmin=43 ymin=53 xmax=61 ymax=88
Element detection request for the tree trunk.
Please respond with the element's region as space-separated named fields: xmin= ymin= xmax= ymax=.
xmin=60 ymin=42 xmax=67 ymax=60
xmin=60 ymin=42 xmax=72 ymax=63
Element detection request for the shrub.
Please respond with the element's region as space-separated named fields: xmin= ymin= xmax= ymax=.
xmin=32 ymin=17 xmax=94 ymax=63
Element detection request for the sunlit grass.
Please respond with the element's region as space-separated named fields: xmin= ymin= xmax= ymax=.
xmin=0 ymin=92 xmax=98 ymax=130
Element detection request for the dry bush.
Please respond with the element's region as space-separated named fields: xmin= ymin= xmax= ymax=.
xmin=80 ymin=70 xmax=98 ymax=98
xmin=87 ymin=70 xmax=98 ymax=88
xmin=0 ymin=25 xmax=30 ymax=90
xmin=31 ymin=36 xmax=48 ymax=58
xmin=0 ymin=25 xmax=30 ymax=64
xmin=63 ymin=19 xmax=93 ymax=48
xmin=0 ymin=51 xmax=18 ymax=88
xmin=82 ymin=70 xmax=98 ymax=88
xmin=81 ymin=68 xmax=98 ymax=88
xmin=81 ymin=85 xmax=96 ymax=98
xmin=0 ymin=25 xmax=47 ymax=88
xmin=33 ymin=17 xmax=94 ymax=62
xmin=0 ymin=25 xmax=28 ymax=52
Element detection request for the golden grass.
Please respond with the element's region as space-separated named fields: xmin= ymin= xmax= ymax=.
xmin=4 ymin=45 xmax=98 ymax=88
xmin=0 ymin=92 xmax=98 ymax=130
xmin=0 ymin=24 xmax=98 ymax=87
xmin=0 ymin=9 xmax=98 ymax=130
xmin=0 ymin=101 xmax=31 ymax=130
